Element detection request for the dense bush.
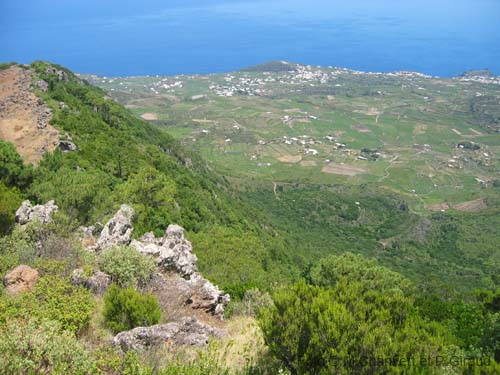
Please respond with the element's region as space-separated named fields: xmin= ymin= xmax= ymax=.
xmin=309 ymin=252 xmax=412 ymax=295
xmin=0 ymin=182 xmax=22 ymax=234
xmin=32 ymin=275 xmax=95 ymax=334
xmin=0 ymin=222 xmax=39 ymax=276
xmin=0 ymin=139 xmax=32 ymax=189
xmin=99 ymin=246 xmax=156 ymax=288
xmin=103 ymin=285 xmax=161 ymax=333
xmin=115 ymin=166 xmax=178 ymax=236
xmin=30 ymin=164 xmax=115 ymax=222
xmin=259 ymin=280 xmax=451 ymax=375
xmin=0 ymin=318 xmax=96 ymax=375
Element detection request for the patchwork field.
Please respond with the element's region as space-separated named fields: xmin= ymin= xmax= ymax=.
xmin=83 ymin=62 xmax=500 ymax=211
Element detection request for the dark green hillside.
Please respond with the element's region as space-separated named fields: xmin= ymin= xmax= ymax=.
xmin=1 ymin=61 xmax=296 ymax=289
xmin=242 ymin=184 xmax=500 ymax=294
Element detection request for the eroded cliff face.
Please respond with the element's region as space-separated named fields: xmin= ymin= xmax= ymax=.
xmin=0 ymin=66 xmax=60 ymax=164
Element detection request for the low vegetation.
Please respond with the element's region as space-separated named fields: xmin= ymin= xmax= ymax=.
xmin=0 ymin=62 xmax=499 ymax=374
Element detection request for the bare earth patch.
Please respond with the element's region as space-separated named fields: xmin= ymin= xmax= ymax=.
xmin=0 ymin=66 xmax=59 ymax=164
xmin=353 ymin=124 xmax=372 ymax=133
xmin=425 ymin=203 xmax=450 ymax=212
xmin=413 ymin=123 xmax=427 ymax=136
xmin=321 ymin=163 xmax=366 ymax=176
xmin=284 ymin=108 xmax=304 ymax=113
xmin=292 ymin=118 xmax=311 ymax=124
xmin=453 ymin=198 xmax=487 ymax=212
xmin=354 ymin=107 xmax=382 ymax=116
xmin=300 ymin=160 xmax=317 ymax=167
xmin=451 ymin=128 xmax=462 ymax=135
xmin=140 ymin=112 xmax=158 ymax=120
xmin=278 ymin=154 xmax=302 ymax=163
xmin=192 ymin=118 xmax=216 ymax=124
xmin=469 ymin=128 xmax=483 ymax=136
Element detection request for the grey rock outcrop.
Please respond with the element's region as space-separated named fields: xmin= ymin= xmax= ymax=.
xmin=131 ymin=226 xmax=230 ymax=319
xmin=58 ymin=140 xmax=77 ymax=152
xmin=44 ymin=66 xmax=69 ymax=81
xmin=71 ymin=268 xmax=111 ymax=294
xmin=89 ymin=205 xmax=229 ymax=318
xmin=37 ymin=107 xmax=52 ymax=129
xmin=36 ymin=79 xmax=48 ymax=92
xmin=131 ymin=225 xmax=198 ymax=278
xmin=113 ymin=317 xmax=226 ymax=352
xmin=15 ymin=200 xmax=58 ymax=225
xmin=93 ymin=205 xmax=134 ymax=251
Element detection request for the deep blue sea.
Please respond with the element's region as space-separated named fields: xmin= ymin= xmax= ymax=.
xmin=1 ymin=0 xmax=499 ymax=77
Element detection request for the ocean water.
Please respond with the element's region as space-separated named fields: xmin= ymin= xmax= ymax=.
xmin=1 ymin=0 xmax=499 ymax=77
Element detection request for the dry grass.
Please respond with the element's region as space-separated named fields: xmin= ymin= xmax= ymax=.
xmin=321 ymin=162 xmax=366 ymax=176
xmin=424 ymin=203 xmax=450 ymax=212
xmin=278 ymin=155 xmax=302 ymax=163
xmin=300 ymin=160 xmax=318 ymax=167
xmin=352 ymin=124 xmax=372 ymax=133
xmin=140 ymin=112 xmax=158 ymax=120
xmin=453 ymin=198 xmax=487 ymax=212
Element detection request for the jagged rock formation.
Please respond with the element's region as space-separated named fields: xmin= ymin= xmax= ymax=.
xmin=130 ymin=225 xmax=198 ymax=278
xmin=113 ymin=317 xmax=226 ymax=352
xmin=130 ymin=225 xmax=230 ymax=319
xmin=3 ymin=265 xmax=39 ymax=295
xmin=93 ymin=205 xmax=134 ymax=251
xmin=15 ymin=200 xmax=58 ymax=225
xmin=0 ymin=66 xmax=59 ymax=164
xmin=71 ymin=269 xmax=111 ymax=295
xmin=44 ymin=66 xmax=69 ymax=82
xmin=90 ymin=205 xmax=230 ymax=320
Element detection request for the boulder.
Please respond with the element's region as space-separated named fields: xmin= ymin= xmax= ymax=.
xmin=113 ymin=317 xmax=226 ymax=352
xmin=58 ymin=140 xmax=77 ymax=152
xmin=15 ymin=200 xmax=58 ymax=225
xmin=71 ymin=269 xmax=111 ymax=294
xmin=93 ymin=205 xmax=134 ymax=251
xmin=3 ymin=265 xmax=39 ymax=295
xmin=36 ymin=79 xmax=48 ymax=92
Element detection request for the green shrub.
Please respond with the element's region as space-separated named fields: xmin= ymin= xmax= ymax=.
xmin=0 ymin=223 xmax=38 ymax=276
xmin=99 ymin=246 xmax=156 ymax=288
xmin=32 ymin=275 xmax=95 ymax=335
xmin=259 ymin=280 xmax=451 ymax=375
xmin=103 ymin=285 xmax=161 ymax=333
xmin=310 ymin=252 xmax=412 ymax=295
xmin=0 ymin=318 xmax=96 ymax=375
xmin=0 ymin=139 xmax=32 ymax=189
xmin=0 ymin=182 xmax=22 ymax=234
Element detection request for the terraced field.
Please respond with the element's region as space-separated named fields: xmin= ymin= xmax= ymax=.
xmin=84 ymin=62 xmax=500 ymax=212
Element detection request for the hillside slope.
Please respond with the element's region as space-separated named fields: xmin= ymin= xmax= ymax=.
xmin=0 ymin=62 xmax=296 ymax=290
